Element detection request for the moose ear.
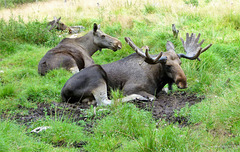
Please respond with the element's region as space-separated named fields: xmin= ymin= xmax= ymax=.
xmin=98 ymin=24 xmax=101 ymax=30
xmin=57 ymin=17 xmax=61 ymax=22
xmin=93 ymin=23 xmax=98 ymax=33
xmin=166 ymin=41 xmax=175 ymax=52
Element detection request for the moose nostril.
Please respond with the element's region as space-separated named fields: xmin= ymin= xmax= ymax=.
xmin=118 ymin=44 xmax=122 ymax=49
xmin=177 ymin=82 xmax=187 ymax=89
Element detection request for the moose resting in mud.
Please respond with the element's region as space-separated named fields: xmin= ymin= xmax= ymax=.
xmin=61 ymin=33 xmax=212 ymax=106
xmin=38 ymin=23 xmax=122 ymax=76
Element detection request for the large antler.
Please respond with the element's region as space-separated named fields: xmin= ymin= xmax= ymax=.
xmin=125 ymin=37 xmax=166 ymax=64
xmin=179 ymin=33 xmax=212 ymax=61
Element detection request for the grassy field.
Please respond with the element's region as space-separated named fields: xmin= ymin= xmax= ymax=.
xmin=0 ymin=0 xmax=240 ymax=151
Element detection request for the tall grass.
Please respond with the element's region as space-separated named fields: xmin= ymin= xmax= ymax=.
xmin=0 ymin=17 xmax=60 ymax=53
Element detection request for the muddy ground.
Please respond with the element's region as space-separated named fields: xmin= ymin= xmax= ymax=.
xmin=1 ymin=91 xmax=204 ymax=148
xmin=4 ymin=91 xmax=204 ymax=126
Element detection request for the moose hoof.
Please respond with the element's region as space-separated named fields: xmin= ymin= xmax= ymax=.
xmin=136 ymin=96 xmax=149 ymax=101
xmin=148 ymin=96 xmax=156 ymax=101
xmin=70 ymin=66 xmax=79 ymax=74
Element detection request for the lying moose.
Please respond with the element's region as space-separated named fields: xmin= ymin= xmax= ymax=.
xmin=38 ymin=23 xmax=122 ymax=76
xmin=61 ymin=33 xmax=212 ymax=105
xmin=47 ymin=16 xmax=72 ymax=34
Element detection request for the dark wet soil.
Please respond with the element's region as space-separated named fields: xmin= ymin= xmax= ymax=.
xmin=1 ymin=91 xmax=204 ymax=148
xmin=132 ymin=91 xmax=204 ymax=125
xmin=3 ymin=91 xmax=204 ymax=126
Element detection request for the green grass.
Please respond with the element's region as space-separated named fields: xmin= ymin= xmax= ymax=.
xmin=0 ymin=0 xmax=240 ymax=151
xmin=28 ymin=117 xmax=86 ymax=149
xmin=0 ymin=120 xmax=75 ymax=152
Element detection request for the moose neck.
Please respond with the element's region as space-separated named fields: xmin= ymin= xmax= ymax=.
xmin=153 ymin=63 xmax=171 ymax=93
xmin=75 ymin=31 xmax=100 ymax=56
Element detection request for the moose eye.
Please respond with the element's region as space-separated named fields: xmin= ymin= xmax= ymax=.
xmin=165 ymin=65 xmax=171 ymax=70
xmin=101 ymin=35 xmax=106 ymax=38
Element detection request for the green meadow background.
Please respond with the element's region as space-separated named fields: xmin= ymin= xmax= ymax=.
xmin=0 ymin=0 xmax=239 ymax=151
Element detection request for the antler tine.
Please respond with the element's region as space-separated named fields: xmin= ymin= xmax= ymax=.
xmin=189 ymin=33 xmax=194 ymax=43
xmin=199 ymin=39 xmax=205 ymax=46
xmin=124 ymin=37 xmax=145 ymax=58
xmin=145 ymin=47 xmax=151 ymax=59
xmin=194 ymin=33 xmax=201 ymax=44
xmin=185 ymin=33 xmax=190 ymax=44
xmin=201 ymin=44 xmax=212 ymax=53
xmin=152 ymin=52 xmax=163 ymax=63
xmin=125 ymin=37 xmax=163 ymax=64
xmin=179 ymin=33 xmax=212 ymax=61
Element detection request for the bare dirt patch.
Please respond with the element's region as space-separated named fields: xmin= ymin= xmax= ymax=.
xmin=3 ymin=91 xmax=204 ymax=127
xmin=132 ymin=91 xmax=204 ymax=125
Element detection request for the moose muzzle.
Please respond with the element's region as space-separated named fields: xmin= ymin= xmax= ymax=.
xmin=175 ymin=75 xmax=188 ymax=89
xmin=112 ymin=40 xmax=122 ymax=51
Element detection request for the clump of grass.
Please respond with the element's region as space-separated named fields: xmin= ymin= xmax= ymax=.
xmin=184 ymin=0 xmax=199 ymax=6
xmin=144 ymin=3 xmax=158 ymax=14
xmin=223 ymin=13 xmax=240 ymax=30
xmin=84 ymin=103 xmax=155 ymax=151
xmin=0 ymin=84 xmax=16 ymax=98
xmin=29 ymin=116 xmax=86 ymax=148
xmin=23 ymin=85 xmax=57 ymax=102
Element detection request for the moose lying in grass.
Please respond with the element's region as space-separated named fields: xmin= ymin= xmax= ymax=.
xmin=61 ymin=33 xmax=212 ymax=105
xmin=38 ymin=23 xmax=122 ymax=76
xmin=47 ymin=16 xmax=72 ymax=34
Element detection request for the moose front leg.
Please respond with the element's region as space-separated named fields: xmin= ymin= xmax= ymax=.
xmin=123 ymin=84 xmax=156 ymax=101
xmin=119 ymin=94 xmax=149 ymax=102
xmin=136 ymin=91 xmax=156 ymax=101
xmin=91 ymin=85 xmax=149 ymax=105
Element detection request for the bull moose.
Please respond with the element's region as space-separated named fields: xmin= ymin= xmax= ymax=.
xmin=61 ymin=33 xmax=212 ymax=105
xmin=38 ymin=23 xmax=122 ymax=76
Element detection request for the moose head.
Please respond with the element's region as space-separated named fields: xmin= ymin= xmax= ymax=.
xmin=125 ymin=33 xmax=212 ymax=91
xmin=47 ymin=16 xmax=72 ymax=33
xmin=92 ymin=23 xmax=122 ymax=52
